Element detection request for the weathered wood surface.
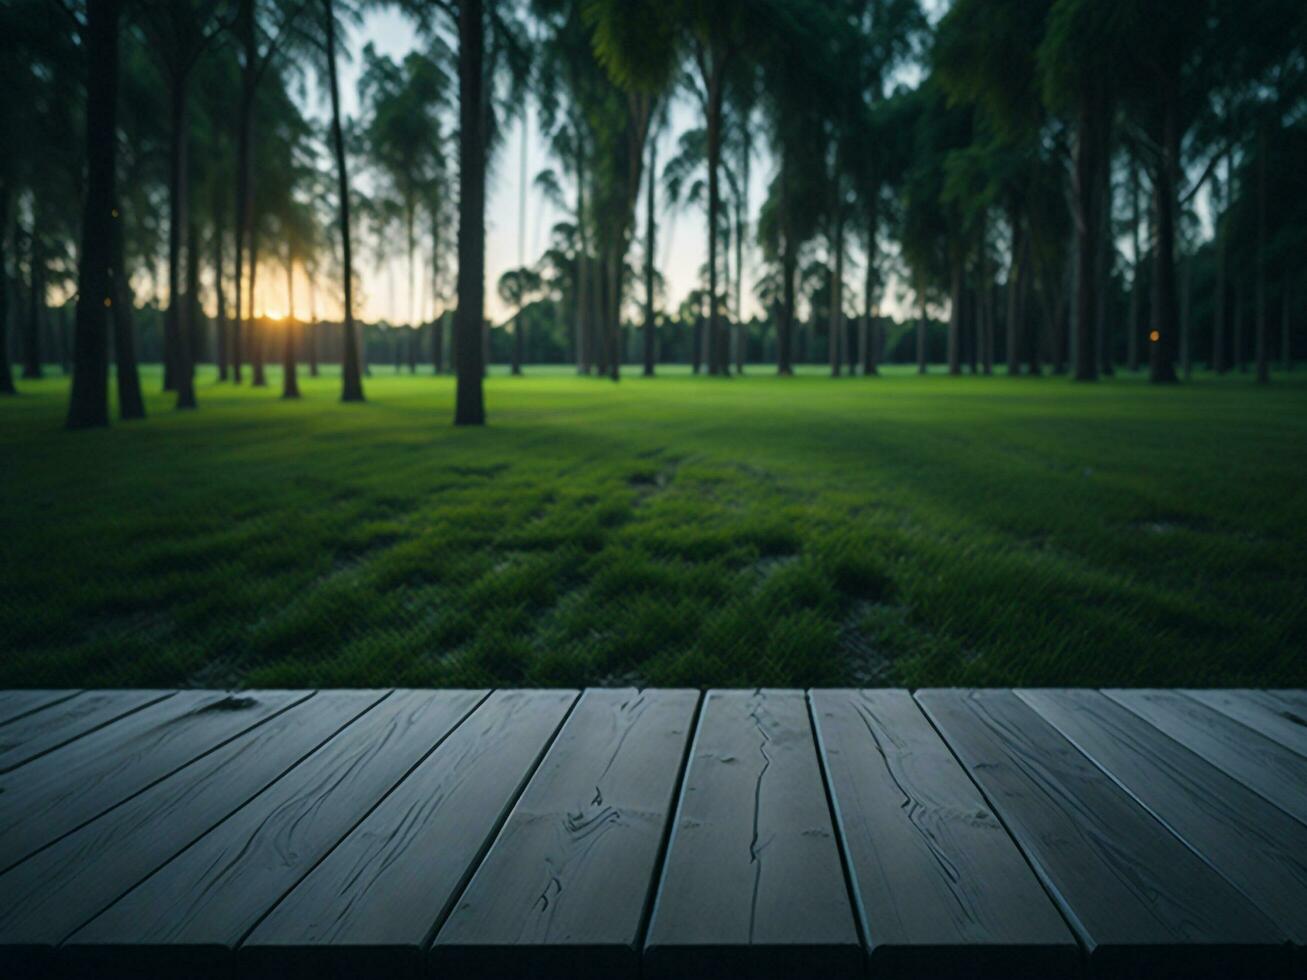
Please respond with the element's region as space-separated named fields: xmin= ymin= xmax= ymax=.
xmin=0 ymin=691 xmax=83 ymax=727
xmin=917 ymin=689 xmax=1289 ymax=978
xmin=62 ymin=690 xmax=484 ymax=979
xmin=810 ymin=689 xmax=1078 ymax=978
xmin=1183 ymin=689 xmax=1307 ymax=759
xmin=0 ymin=690 xmax=303 ymax=873
xmin=243 ymin=689 xmax=577 ymax=980
xmin=1018 ymin=688 xmax=1307 ymax=945
xmin=0 ymin=690 xmax=172 ymax=773
xmin=0 ymin=687 xmax=1303 ymax=980
xmin=0 ymin=691 xmax=379 ymax=973
xmin=1107 ymin=688 xmax=1307 ymax=823
xmin=434 ymin=689 xmax=697 ymax=980
xmin=644 ymin=689 xmax=861 ymax=980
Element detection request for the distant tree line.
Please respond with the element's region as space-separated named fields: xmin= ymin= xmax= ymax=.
xmin=1 ymin=0 xmax=1303 ymax=427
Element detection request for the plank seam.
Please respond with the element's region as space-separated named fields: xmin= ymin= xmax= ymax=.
xmin=421 ymin=688 xmax=586 ymax=954
xmin=0 ymin=690 xmax=84 ymax=728
xmin=0 ymin=690 xmax=176 ymax=775
xmin=805 ymin=690 xmax=870 ymax=962
xmin=911 ymin=690 xmax=1092 ymax=968
xmin=233 ymin=690 xmax=493 ymax=952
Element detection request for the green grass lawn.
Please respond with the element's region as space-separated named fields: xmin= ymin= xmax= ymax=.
xmin=2 ymin=363 xmax=1304 ymax=690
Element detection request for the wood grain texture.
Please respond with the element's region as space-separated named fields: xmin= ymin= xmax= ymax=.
xmin=643 ymin=689 xmax=861 ymax=980
xmin=0 ymin=690 xmax=173 ymax=773
xmin=0 ymin=691 xmax=377 ymax=974
xmin=241 ymin=689 xmax=578 ymax=980
xmin=917 ymin=689 xmax=1289 ymax=979
xmin=61 ymin=689 xmax=485 ymax=980
xmin=1106 ymin=688 xmax=1307 ymax=824
xmin=0 ymin=691 xmax=82 ymax=727
xmin=0 ymin=690 xmax=304 ymax=873
xmin=431 ymin=689 xmax=696 ymax=980
xmin=810 ymin=689 xmax=1078 ymax=979
xmin=1018 ymin=688 xmax=1307 ymax=946
xmin=1183 ymin=689 xmax=1307 ymax=758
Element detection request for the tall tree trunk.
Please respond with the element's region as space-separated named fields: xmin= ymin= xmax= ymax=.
xmin=0 ymin=181 xmax=13 ymax=394
xmin=1212 ymin=153 xmax=1228 ymax=373
xmin=232 ymin=0 xmax=257 ymax=386
xmin=1181 ymin=251 xmax=1193 ymax=381
xmin=307 ymin=277 xmax=319 ymax=377
xmin=511 ymin=311 xmax=524 ymax=376
xmin=67 ymin=0 xmax=120 ymax=429
xmin=1006 ymin=213 xmax=1022 ymax=375
xmin=215 ymin=208 xmax=228 ymax=380
xmin=163 ymin=73 xmax=189 ymax=395
xmin=282 ymin=250 xmax=300 ymax=398
xmin=23 ymin=227 xmax=43 ymax=380
xmin=706 ymin=71 xmax=723 ymax=375
xmin=575 ymin=141 xmax=588 ymax=374
xmin=324 ymin=0 xmax=363 ymax=402
xmin=110 ymin=203 xmax=145 ymax=419
xmin=1255 ymin=124 xmax=1269 ymax=384
xmin=1097 ymin=144 xmax=1113 ymax=376
xmin=1148 ymin=86 xmax=1180 ymax=384
xmin=916 ymin=282 xmax=927 ymax=374
xmin=861 ymin=206 xmax=877 ymax=376
xmin=454 ymin=0 xmax=486 ymax=424
xmin=1234 ymin=280 xmax=1245 ymax=372
xmin=643 ymin=133 xmax=657 ymax=377
xmin=1073 ymin=100 xmax=1103 ymax=382
xmin=829 ymin=203 xmax=843 ymax=378
xmin=174 ymin=204 xmax=198 ymax=410
xmin=249 ymin=230 xmax=265 ymax=386
xmin=778 ymin=156 xmax=795 ymax=376
xmin=947 ymin=254 xmax=962 ymax=375
xmin=1129 ymin=161 xmax=1143 ymax=372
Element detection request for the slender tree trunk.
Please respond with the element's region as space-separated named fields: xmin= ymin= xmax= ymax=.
xmin=249 ymin=229 xmax=266 ymax=385
xmin=1129 ymin=162 xmax=1143 ymax=372
xmin=0 ymin=181 xmax=13 ymax=394
xmin=829 ymin=204 xmax=843 ymax=378
xmin=110 ymin=203 xmax=145 ymax=419
xmin=324 ymin=0 xmax=363 ymax=402
xmin=1097 ymin=147 xmax=1113 ymax=376
xmin=174 ymin=205 xmax=198 ymax=410
xmin=67 ymin=0 xmax=120 ymax=429
xmin=692 ymin=315 xmax=703 ymax=374
xmin=215 ymin=210 xmax=228 ymax=380
xmin=163 ymin=72 xmax=191 ymax=395
xmin=1212 ymin=154 xmax=1228 ymax=373
xmin=23 ymin=221 xmax=43 ymax=379
xmin=1181 ymin=251 xmax=1193 ymax=381
xmin=454 ymin=0 xmax=486 ymax=424
xmin=575 ymin=142 xmax=589 ymax=374
xmin=307 ymin=277 xmax=319 ymax=377
xmin=1073 ymin=101 xmax=1102 ymax=382
xmin=1234 ymin=280 xmax=1245 ymax=372
xmin=1148 ymin=81 xmax=1181 ymax=384
xmin=947 ymin=255 xmax=962 ymax=375
xmin=643 ymin=133 xmax=657 ymax=377
xmin=861 ymin=206 xmax=876 ymax=376
xmin=511 ymin=311 xmax=524 ymax=375
xmin=917 ymin=281 xmax=927 ymax=374
xmin=778 ymin=157 xmax=795 ymax=376
xmin=1255 ymin=124 xmax=1269 ymax=384
xmin=1006 ymin=213 xmax=1022 ymax=375
xmin=282 ymin=251 xmax=299 ymax=398
xmin=706 ymin=71 xmax=723 ymax=375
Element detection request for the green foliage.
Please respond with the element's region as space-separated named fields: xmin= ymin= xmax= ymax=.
xmin=3 ymin=367 xmax=1305 ymax=689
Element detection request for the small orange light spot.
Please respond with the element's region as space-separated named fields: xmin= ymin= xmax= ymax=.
xmin=104 ymin=297 xmax=112 ymax=308
xmin=1149 ymin=330 xmax=1160 ymax=343
xmin=111 ymin=208 xmax=119 ymax=218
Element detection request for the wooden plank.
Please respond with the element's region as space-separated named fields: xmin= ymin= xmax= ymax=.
xmin=0 ymin=690 xmax=173 ymax=773
xmin=1183 ymin=690 xmax=1307 ymax=758
xmin=1018 ymin=688 xmax=1307 ymax=946
xmin=0 ymin=691 xmax=83 ymax=727
xmin=643 ymin=689 xmax=861 ymax=980
xmin=809 ymin=689 xmax=1078 ymax=979
xmin=917 ymin=689 xmax=1289 ymax=979
xmin=0 ymin=691 xmax=379 ymax=976
xmin=1106 ymin=688 xmax=1307 ymax=824
xmin=0 ymin=690 xmax=306 ymax=872
xmin=431 ymin=689 xmax=697 ymax=980
xmin=61 ymin=689 xmax=486 ymax=980
xmin=241 ymin=689 xmax=577 ymax=980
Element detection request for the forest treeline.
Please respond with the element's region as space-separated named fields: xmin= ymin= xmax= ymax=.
xmin=1 ymin=0 xmax=1304 ymax=428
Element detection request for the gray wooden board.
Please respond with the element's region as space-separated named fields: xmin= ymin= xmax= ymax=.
xmin=643 ymin=689 xmax=861 ymax=980
xmin=1106 ymin=688 xmax=1307 ymax=824
xmin=0 ymin=691 xmax=379 ymax=974
xmin=61 ymin=689 xmax=486 ymax=980
xmin=1183 ymin=689 xmax=1307 ymax=759
xmin=0 ymin=690 xmax=173 ymax=773
xmin=916 ymin=689 xmax=1289 ymax=979
xmin=1018 ymin=689 xmax=1307 ymax=945
xmin=0 ymin=691 xmax=83 ymax=727
xmin=241 ymin=689 xmax=578 ymax=980
xmin=809 ymin=689 xmax=1078 ymax=978
xmin=432 ymin=688 xmax=698 ymax=980
xmin=0 ymin=690 xmax=304 ymax=873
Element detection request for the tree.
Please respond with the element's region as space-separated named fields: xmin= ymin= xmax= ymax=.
xmin=498 ymin=267 xmax=543 ymax=375
xmin=67 ymin=0 xmax=122 ymax=429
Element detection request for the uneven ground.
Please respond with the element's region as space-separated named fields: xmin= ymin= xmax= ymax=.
xmin=2 ymin=364 xmax=1304 ymax=689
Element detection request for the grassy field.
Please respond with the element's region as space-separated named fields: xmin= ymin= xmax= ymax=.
xmin=2 ymin=364 xmax=1304 ymax=690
